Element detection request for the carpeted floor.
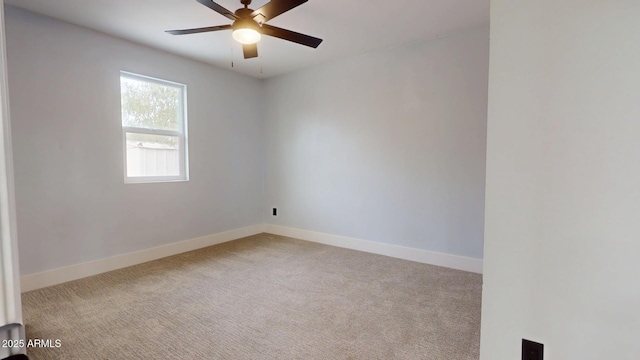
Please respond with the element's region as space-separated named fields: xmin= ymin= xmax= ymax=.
xmin=22 ymin=233 xmax=482 ymax=359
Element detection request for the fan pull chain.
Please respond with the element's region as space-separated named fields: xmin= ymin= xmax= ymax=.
xmin=260 ymin=58 xmax=264 ymax=76
xmin=231 ymin=46 xmax=234 ymax=68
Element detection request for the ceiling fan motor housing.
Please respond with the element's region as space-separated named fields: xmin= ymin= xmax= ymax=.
xmin=235 ymin=8 xmax=255 ymax=20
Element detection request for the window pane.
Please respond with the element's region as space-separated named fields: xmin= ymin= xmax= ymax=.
xmin=126 ymin=133 xmax=180 ymax=177
xmin=121 ymin=76 xmax=181 ymax=131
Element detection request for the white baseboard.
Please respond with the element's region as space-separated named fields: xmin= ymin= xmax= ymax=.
xmin=21 ymin=224 xmax=482 ymax=292
xmin=20 ymin=224 xmax=265 ymax=292
xmin=263 ymin=224 xmax=483 ymax=274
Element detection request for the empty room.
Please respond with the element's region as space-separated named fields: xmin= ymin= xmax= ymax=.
xmin=0 ymin=0 xmax=638 ymax=359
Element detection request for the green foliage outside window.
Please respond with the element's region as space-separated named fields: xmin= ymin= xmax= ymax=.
xmin=121 ymin=77 xmax=181 ymax=147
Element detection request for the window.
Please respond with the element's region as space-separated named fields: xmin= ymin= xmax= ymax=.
xmin=120 ymin=72 xmax=188 ymax=183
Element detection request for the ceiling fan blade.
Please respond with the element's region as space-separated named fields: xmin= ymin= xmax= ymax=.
xmin=196 ymin=0 xmax=238 ymax=21
xmin=260 ymin=24 xmax=323 ymax=48
xmin=252 ymin=0 xmax=308 ymax=22
xmin=166 ymin=24 xmax=232 ymax=35
xmin=243 ymin=44 xmax=258 ymax=59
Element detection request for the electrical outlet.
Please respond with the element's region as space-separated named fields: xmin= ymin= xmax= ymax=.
xmin=272 ymin=208 xmax=277 ymax=216
xmin=522 ymin=339 xmax=543 ymax=360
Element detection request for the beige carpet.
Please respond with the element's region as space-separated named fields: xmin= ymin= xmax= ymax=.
xmin=22 ymin=233 xmax=482 ymax=359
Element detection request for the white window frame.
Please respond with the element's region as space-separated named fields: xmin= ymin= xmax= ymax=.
xmin=120 ymin=71 xmax=189 ymax=184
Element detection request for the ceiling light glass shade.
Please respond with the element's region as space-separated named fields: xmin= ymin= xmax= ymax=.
xmin=232 ymin=28 xmax=261 ymax=45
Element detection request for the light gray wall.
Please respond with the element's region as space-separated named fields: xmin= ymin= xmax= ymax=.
xmin=5 ymin=6 xmax=264 ymax=275
xmin=263 ymin=28 xmax=489 ymax=259
xmin=481 ymin=1 xmax=640 ymax=359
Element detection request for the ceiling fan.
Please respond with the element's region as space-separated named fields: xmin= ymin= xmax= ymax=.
xmin=167 ymin=0 xmax=323 ymax=59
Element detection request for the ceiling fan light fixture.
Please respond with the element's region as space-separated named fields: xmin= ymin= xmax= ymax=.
xmin=232 ymin=28 xmax=261 ymax=44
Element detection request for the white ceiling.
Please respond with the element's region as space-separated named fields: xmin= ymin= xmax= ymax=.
xmin=4 ymin=0 xmax=489 ymax=78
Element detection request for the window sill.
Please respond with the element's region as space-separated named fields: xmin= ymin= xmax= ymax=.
xmin=124 ymin=178 xmax=189 ymax=184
